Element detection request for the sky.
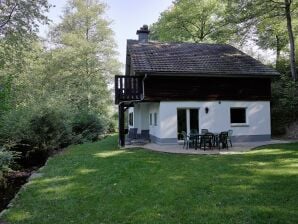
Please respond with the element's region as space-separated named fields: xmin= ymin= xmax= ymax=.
xmin=40 ymin=0 xmax=173 ymax=73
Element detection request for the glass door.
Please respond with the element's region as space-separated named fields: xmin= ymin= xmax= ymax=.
xmin=177 ymin=109 xmax=187 ymax=140
xmin=189 ymin=109 xmax=199 ymax=133
xmin=177 ymin=108 xmax=199 ymax=140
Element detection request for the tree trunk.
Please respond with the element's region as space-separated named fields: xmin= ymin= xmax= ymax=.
xmin=276 ymin=35 xmax=281 ymax=69
xmin=284 ymin=0 xmax=297 ymax=81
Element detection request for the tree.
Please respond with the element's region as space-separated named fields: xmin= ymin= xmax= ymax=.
xmin=284 ymin=0 xmax=297 ymax=81
xmin=0 ymin=0 xmax=51 ymax=115
xmin=227 ymin=0 xmax=297 ymax=80
xmin=255 ymin=18 xmax=288 ymax=68
xmin=150 ymin=0 xmax=235 ymax=43
xmin=47 ymin=0 xmax=120 ymax=116
xmin=0 ymin=0 xmax=51 ymax=39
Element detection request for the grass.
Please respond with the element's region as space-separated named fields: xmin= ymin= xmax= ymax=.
xmin=1 ymin=135 xmax=298 ymax=224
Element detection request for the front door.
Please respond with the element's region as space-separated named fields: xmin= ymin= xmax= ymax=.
xmin=177 ymin=108 xmax=199 ymax=140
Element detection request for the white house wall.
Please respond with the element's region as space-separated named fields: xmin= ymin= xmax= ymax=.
xmin=156 ymin=101 xmax=271 ymax=144
xmin=148 ymin=103 xmax=160 ymax=141
xmin=128 ymin=103 xmax=150 ymax=133
xmin=129 ymin=101 xmax=271 ymax=144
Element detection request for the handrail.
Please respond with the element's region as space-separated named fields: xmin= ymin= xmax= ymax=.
xmin=115 ymin=75 xmax=143 ymax=104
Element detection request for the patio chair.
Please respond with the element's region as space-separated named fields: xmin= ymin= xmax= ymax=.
xmin=218 ymin=131 xmax=229 ymax=150
xmin=201 ymin=129 xmax=209 ymax=134
xmin=140 ymin=130 xmax=150 ymax=141
xmin=181 ymin=131 xmax=191 ymax=149
xmin=199 ymin=133 xmax=213 ymax=150
xmin=190 ymin=129 xmax=199 ymax=135
xmin=131 ymin=129 xmax=151 ymax=145
xmin=227 ymin=129 xmax=233 ymax=147
xmin=126 ymin=128 xmax=138 ymax=145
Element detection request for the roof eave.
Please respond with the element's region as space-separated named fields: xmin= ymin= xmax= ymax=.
xmin=135 ymin=71 xmax=280 ymax=78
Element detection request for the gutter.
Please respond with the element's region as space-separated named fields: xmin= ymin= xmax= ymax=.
xmin=136 ymin=71 xmax=280 ymax=78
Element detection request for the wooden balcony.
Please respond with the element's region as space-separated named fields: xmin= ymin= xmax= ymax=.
xmin=115 ymin=75 xmax=143 ymax=104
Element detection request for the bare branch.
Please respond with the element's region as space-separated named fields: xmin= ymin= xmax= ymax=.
xmin=0 ymin=3 xmax=18 ymax=29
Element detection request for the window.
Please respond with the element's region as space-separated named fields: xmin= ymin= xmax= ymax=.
xmin=129 ymin=112 xmax=133 ymax=126
xmin=154 ymin=113 xmax=157 ymax=126
xmin=149 ymin=113 xmax=152 ymax=126
xmin=177 ymin=108 xmax=199 ymax=140
xmin=230 ymin=108 xmax=246 ymax=124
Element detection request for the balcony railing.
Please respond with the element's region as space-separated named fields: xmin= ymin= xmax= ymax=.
xmin=115 ymin=75 xmax=143 ymax=104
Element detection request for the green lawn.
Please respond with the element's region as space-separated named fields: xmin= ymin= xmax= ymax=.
xmin=1 ymin=135 xmax=298 ymax=224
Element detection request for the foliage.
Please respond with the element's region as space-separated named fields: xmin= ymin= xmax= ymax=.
xmin=107 ymin=112 xmax=118 ymax=133
xmin=28 ymin=109 xmax=73 ymax=151
xmin=1 ymin=135 xmax=298 ymax=223
xmin=0 ymin=147 xmax=18 ymax=186
xmin=226 ymin=0 xmax=298 ymax=80
xmin=47 ymin=0 xmax=120 ymax=116
xmin=271 ymin=61 xmax=298 ymax=135
xmin=0 ymin=106 xmax=72 ymax=166
xmin=150 ymin=0 xmax=235 ymax=43
xmin=0 ymin=0 xmax=119 ymax=167
xmin=72 ymin=111 xmax=107 ymax=143
xmin=0 ymin=107 xmax=34 ymax=147
xmin=0 ymin=0 xmax=51 ymax=116
xmin=0 ymin=147 xmax=16 ymax=172
xmin=0 ymin=0 xmax=51 ymax=40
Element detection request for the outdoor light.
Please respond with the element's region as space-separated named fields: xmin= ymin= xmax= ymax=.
xmin=205 ymin=107 xmax=209 ymax=114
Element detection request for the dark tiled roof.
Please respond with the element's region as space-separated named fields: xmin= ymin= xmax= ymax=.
xmin=127 ymin=40 xmax=279 ymax=76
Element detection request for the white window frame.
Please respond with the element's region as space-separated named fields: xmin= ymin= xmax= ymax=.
xmin=154 ymin=112 xmax=158 ymax=126
xmin=129 ymin=112 xmax=133 ymax=126
xmin=230 ymin=107 xmax=249 ymax=127
xmin=177 ymin=108 xmax=200 ymax=135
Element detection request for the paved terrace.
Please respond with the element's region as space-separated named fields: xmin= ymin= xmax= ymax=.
xmin=125 ymin=140 xmax=293 ymax=155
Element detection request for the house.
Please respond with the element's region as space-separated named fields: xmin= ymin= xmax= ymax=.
xmin=115 ymin=25 xmax=279 ymax=147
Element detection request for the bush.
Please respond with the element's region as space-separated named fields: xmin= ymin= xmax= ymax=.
xmin=29 ymin=109 xmax=72 ymax=150
xmin=271 ymin=74 xmax=298 ymax=135
xmin=107 ymin=112 xmax=118 ymax=133
xmin=0 ymin=147 xmax=18 ymax=187
xmin=0 ymin=107 xmax=33 ymax=147
xmin=72 ymin=111 xmax=107 ymax=143
xmin=0 ymin=106 xmax=72 ymax=167
xmin=0 ymin=103 xmax=112 ymax=167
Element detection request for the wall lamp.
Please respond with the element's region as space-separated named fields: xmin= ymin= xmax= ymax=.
xmin=205 ymin=107 xmax=209 ymax=114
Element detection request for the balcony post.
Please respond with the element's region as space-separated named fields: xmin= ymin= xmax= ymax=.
xmin=118 ymin=104 xmax=125 ymax=147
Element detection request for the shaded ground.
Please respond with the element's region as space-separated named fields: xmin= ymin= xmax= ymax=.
xmin=0 ymin=171 xmax=31 ymax=212
xmin=1 ymin=135 xmax=297 ymax=224
xmin=0 ymin=146 xmax=63 ymax=212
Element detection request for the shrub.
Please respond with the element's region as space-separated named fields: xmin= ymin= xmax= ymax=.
xmin=0 ymin=107 xmax=34 ymax=152
xmin=271 ymin=74 xmax=298 ymax=135
xmin=29 ymin=109 xmax=72 ymax=151
xmin=72 ymin=111 xmax=107 ymax=143
xmin=0 ymin=147 xmax=19 ymax=187
xmin=0 ymin=106 xmax=72 ymax=167
xmin=107 ymin=112 xmax=118 ymax=133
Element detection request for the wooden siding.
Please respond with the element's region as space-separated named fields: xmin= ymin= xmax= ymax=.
xmin=143 ymin=76 xmax=271 ymax=101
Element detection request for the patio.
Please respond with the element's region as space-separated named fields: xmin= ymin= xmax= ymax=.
xmin=125 ymin=139 xmax=293 ymax=155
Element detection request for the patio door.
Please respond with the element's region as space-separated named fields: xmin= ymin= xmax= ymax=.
xmin=177 ymin=108 xmax=199 ymax=140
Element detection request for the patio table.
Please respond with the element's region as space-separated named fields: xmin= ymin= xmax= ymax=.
xmin=191 ymin=133 xmax=220 ymax=150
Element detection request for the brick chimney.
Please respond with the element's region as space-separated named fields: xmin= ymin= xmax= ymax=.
xmin=136 ymin=25 xmax=150 ymax=43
